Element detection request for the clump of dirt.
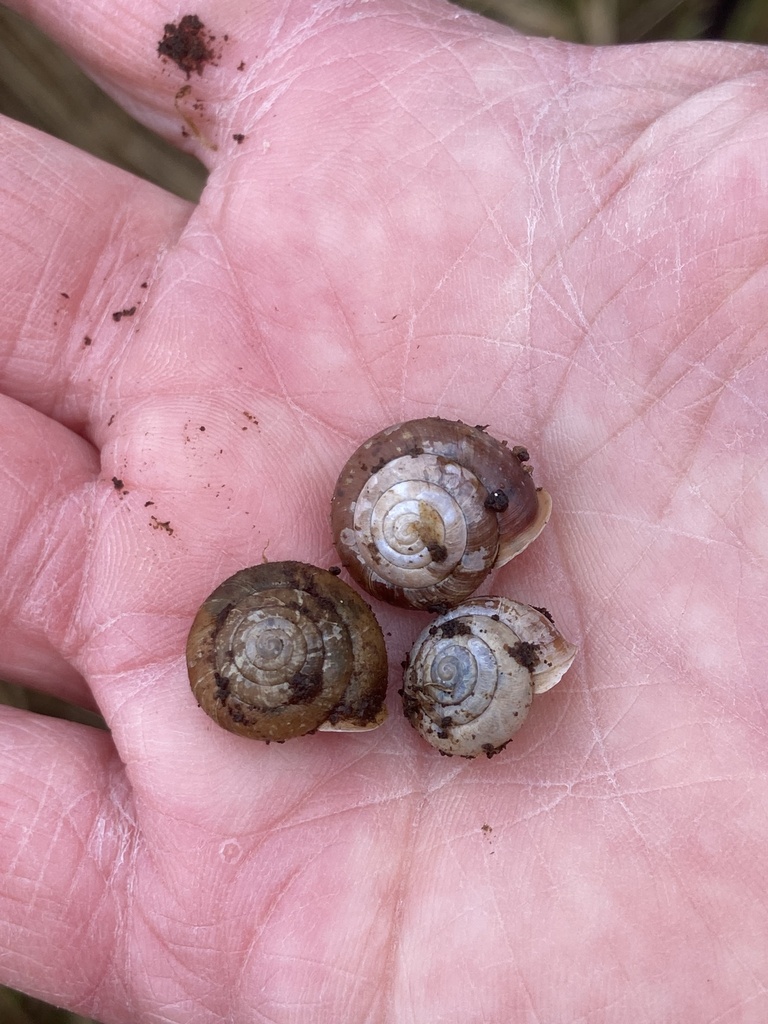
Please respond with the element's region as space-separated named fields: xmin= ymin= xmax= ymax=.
xmin=112 ymin=306 xmax=136 ymax=322
xmin=157 ymin=15 xmax=217 ymax=78
xmin=506 ymin=640 xmax=539 ymax=671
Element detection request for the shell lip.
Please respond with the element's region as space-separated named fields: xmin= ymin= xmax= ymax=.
xmin=495 ymin=488 xmax=552 ymax=567
xmin=317 ymin=705 xmax=388 ymax=732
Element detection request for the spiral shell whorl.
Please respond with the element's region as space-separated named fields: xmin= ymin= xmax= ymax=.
xmin=402 ymin=598 xmax=576 ymax=758
xmin=332 ymin=418 xmax=544 ymax=610
xmin=186 ymin=562 xmax=388 ymax=741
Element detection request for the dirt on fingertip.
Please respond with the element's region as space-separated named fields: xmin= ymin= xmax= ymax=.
xmin=157 ymin=15 xmax=219 ymax=78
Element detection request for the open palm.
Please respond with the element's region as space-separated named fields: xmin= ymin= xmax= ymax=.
xmin=1 ymin=2 xmax=766 ymax=1022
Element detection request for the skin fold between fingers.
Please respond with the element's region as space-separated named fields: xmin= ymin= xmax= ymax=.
xmin=0 ymin=704 xmax=128 ymax=1012
xmin=0 ymin=115 xmax=193 ymax=434
xmin=0 ymin=394 xmax=99 ymax=708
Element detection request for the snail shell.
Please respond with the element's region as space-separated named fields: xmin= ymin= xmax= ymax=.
xmin=401 ymin=598 xmax=576 ymax=758
xmin=331 ymin=418 xmax=551 ymax=610
xmin=186 ymin=561 xmax=388 ymax=741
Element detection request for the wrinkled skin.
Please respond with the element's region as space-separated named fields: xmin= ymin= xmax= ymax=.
xmin=1 ymin=2 xmax=766 ymax=1022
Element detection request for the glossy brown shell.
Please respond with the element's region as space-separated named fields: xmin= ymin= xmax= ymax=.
xmin=402 ymin=598 xmax=577 ymax=758
xmin=331 ymin=418 xmax=550 ymax=611
xmin=186 ymin=561 xmax=388 ymax=741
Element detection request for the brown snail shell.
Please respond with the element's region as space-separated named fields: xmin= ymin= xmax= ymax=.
xmin=401 ymin=598 xmax=576 ymax=758
xmin=331 ymin=418 xmax=551 ymax=610
xmin=186 ymin=561 xmax=388 ymax=741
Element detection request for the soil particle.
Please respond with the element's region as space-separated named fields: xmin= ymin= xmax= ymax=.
xmin=325 ymin=687 xmax=381 ymax=727
xmin=429 ymin=619 xmax=472 ymax=640
xmin=288 ymin=671 xmax=322 ymax=705
xmin=436 ymin=715 xmax=453 ymax=740
xmin=482 ymin=741 xmax=508 ymax=759
xmin=157 ymin=15 xmax=217 ymax=78
xmin=400 ymin=688 xmax=420 ymax=723
xmin=484 ymin=488 xmax=509 ymax=513
xmin=506 ymin=640 xmax=539 ymax=671
xmin=112 ymin=306 xmax=136 ymax=322
xmin=533 ymin=605 xmax=554 ymax=624
xmin=150 ymin=516 xmax=174 ymax=536
xmin=426 ymin=542 xmax=448 ymax=563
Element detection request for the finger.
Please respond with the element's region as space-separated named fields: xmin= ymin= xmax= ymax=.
xmin=0 ymin=116 xmax=191 ymax=430
xmin=6 ymin=0 xmax=273 ymax=157
xmin=0 ymin=394 xmax=98 ymax=709
xmin=0 ymin=706 xmax=123 ymax=1013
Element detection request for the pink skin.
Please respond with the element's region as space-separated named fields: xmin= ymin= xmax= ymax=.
xmin=0 ymin=1 xmax=766 ymax=1021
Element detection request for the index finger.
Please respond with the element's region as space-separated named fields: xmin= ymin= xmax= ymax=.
xmin=0 ymin=116 xmax=191 ymax=431
xmin=6 ymin=0 xmax=271 ymax=159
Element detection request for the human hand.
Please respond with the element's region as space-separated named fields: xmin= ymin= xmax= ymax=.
xmin=1 ymin=2 xmax=766 ymax=1021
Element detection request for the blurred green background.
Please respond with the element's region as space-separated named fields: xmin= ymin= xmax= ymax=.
xmin=0 ymin=0 xmax=765 ymax=1020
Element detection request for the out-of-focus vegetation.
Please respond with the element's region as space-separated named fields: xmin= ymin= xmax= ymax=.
xmin=460 ymin=0 xmax=768 ymax=44
xmin=0 ymin=986 xmax=96 ymax=1024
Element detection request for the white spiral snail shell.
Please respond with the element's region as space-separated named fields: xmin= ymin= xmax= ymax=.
xmin=331 ymin=418 xmax=551 ymax=610
xmin=401 ymin=598 xmax=576 ymax=758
